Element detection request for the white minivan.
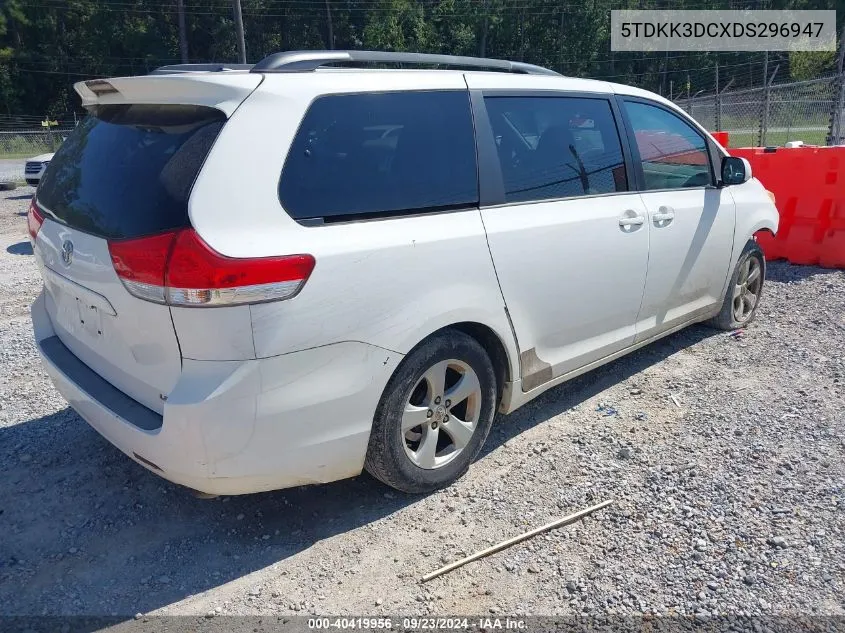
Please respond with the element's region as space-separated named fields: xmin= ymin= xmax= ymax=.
xmin=28 ymin=51 xmax=778 ymax=495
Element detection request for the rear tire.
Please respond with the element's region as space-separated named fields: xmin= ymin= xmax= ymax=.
xmin=364 ymin=330 xmax=497 ymax=494
xmin=708 ymin=240 xmax=765 ymax=331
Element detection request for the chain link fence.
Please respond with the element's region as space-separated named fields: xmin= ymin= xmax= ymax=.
xmin=675 ymin=75 xmax=842 ymax=148
xmin=0 ymin=130 xmax=73 ymax=157
xmin=0 ymin=114 xmax=77 ymax=184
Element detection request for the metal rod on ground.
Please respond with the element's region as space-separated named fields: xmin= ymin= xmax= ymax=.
xmin=421 ymin=499 xmax=613 ymax=583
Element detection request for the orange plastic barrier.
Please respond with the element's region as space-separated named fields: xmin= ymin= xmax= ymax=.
xmin=729 ymin=146 xmax=845 ymax=268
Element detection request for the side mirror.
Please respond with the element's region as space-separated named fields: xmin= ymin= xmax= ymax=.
xmin=721 ymin=156 xmax=752 ymax=186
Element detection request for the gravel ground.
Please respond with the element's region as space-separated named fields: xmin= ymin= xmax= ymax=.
xmin=0 ymin=188 xmax=843 ymax=620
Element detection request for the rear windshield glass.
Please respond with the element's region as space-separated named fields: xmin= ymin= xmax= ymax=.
xmin=37 ymin=104 xmax=225 ymax=240
xmin=279 ymin=91 xmax=478 ymax=222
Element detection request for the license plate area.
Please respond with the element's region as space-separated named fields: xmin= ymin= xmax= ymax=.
xmin=43 ymin=266 xmax=116 ymax=341
xmin=76 ymin=297 xmax=103 ymax=337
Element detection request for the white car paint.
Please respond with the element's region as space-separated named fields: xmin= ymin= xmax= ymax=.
xmin=479 ymin=194 xmax=651 ymax=389
xmin=633 ymin=187 xmax=735 ymax=340
xmin=30 ymin=63 xmax=778 ymax=495
xmin=34 ymin=218 xmax=182 ymax=413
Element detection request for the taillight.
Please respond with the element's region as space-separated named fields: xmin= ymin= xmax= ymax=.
xmin=27 ymin=199 xmax=44 ymax=243
xmin=108 ymin=229 xmax=315 ymax=307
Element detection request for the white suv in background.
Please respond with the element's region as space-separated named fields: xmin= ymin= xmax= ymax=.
xmin=28 ymin=51 xmax=777 ymax=496
xmin=25 ymin=152 xmax=54 ymax=187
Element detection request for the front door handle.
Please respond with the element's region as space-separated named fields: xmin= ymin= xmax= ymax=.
xmin=619 ymin=214 xmax=645 ymax=229
xmin=653 ymin=206 xmax=675 ymax=226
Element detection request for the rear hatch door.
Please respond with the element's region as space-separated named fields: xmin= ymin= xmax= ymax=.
xmin=33 ymin=75 xmax=259 ymax=414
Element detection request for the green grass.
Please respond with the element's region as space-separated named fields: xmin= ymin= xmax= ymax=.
xmin=0 ymin=152 xmax=43 ymax=159
xmin=725 ymin=128 xmax=828 ymax=148
xmin=0 ymin=135 xmax=55 ymax=159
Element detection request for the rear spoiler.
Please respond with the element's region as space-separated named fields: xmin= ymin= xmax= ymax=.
xmin=73 ymin=74 xmax=262 ymax=117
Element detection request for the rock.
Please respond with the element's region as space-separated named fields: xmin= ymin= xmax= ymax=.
xmin=248 ymin=586 xmax=261 ymax=596
xmin=528 ymin=564 xmax=540 ymax=574
xmin=767 ymin=536 xmax=788 ymax=548
xmin=743 ymin=574 xmax=757 ymax=586
xmin=134 ymin=613 xmax=143 ymax=620
xmin=617 ymin=447 xmax=632 ymax=459
xmin=375 ymin=598 xmax=383 ymax=606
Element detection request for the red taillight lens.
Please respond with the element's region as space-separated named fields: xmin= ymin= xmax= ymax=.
xmin=108 ymin=228 xmax=315 ymax=307
xmin=108 ymin=231 xmax=179 ymax=303
xmin=27 ymin=199 xmax=44 ymax=242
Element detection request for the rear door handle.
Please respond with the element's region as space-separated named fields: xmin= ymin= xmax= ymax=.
xmin=653 ymin=206 xmax=675 ymax=226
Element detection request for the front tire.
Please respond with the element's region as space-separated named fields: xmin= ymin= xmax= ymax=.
xmin=364 ymin=330 xmax=497 ymax=494
xmin=709 ymin=240 xmax=765 ymax=330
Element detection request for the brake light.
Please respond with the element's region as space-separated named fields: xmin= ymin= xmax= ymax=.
xmin=27 ymin=199 xmax=44 ymax=242
xmin=108 ymin=229 xmax=315 ymax=307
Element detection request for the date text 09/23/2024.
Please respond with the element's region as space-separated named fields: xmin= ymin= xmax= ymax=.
xmin=308 ymin=617 xmax=528 ymax=630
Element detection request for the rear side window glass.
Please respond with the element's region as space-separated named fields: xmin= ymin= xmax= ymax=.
xmin=279 ymin=91 xmax=478 ymax=221
xmin=484 ymin=96 xmax=627 ymax=203
xmin=37 ymin=104 xmax=225 ymax=240
xmin=623 ymin=101 xmax=714 ymax=190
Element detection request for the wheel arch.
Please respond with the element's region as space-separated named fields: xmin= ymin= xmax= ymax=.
xmin=399 ymin=320 xmax=519 ymax=413
xmin=450 ymin=321 xmax=512 ymax=405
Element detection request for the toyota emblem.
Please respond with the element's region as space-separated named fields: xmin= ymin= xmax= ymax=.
xmin=61 ymin=240 xmax=74 ymax=266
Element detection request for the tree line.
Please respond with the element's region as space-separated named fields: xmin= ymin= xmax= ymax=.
xmin=0 ymin=0 xmax=841 ymax=120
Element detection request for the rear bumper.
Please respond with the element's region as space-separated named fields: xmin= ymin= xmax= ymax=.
xmin=32 ymin=290 xmax=402 ymax=495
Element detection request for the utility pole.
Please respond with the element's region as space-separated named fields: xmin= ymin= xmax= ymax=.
xmin=758 ymin=51 xmax=768 ymax=146
xmin=759 ymin=60 xmax=779 ymax=147
xmin=177 ymin=0 xmax=189 ymax=63
xmin=716 ymin=76 xmax=735 ymax=133
xmin=714 ymin=62 xmax=719 ymax=130
xmin=480 ymin=0 xmax=489 ymax=58
xmin=233 ymin=0 xmax=246 ymax=64
xmin=827 ymin=23 xmax=845 ymax=145
xmin=324 ymin=0 xmax=334 ymax=50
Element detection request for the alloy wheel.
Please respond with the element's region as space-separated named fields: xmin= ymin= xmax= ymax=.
xmin=732 ymin=256 xmax=762 ymax=323
xmin=402 ymin=359 xmax=482 ymax=470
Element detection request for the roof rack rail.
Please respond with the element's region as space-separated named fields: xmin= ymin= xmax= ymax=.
xmin=149 ymin=63 xmax=254 ymax=75
xmin=250 ymin=50 xmax=560 ymax=76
